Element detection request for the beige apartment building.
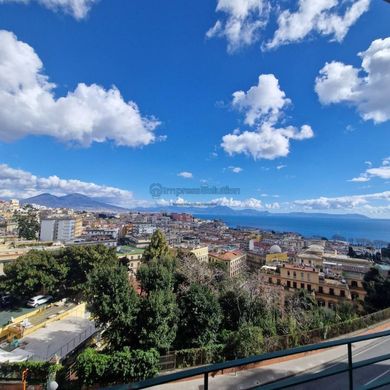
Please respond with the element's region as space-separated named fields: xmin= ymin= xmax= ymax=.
xmin=190 ymin=246 xmax=209 ymax=262
xmin=262 ymin=263 xmax=354 ymax=309
xmin=209 ymin=250 xmax=246 ymax=277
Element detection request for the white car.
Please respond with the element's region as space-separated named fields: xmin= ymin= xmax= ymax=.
xmin=27 ymin=295 xmax=53 ymax=308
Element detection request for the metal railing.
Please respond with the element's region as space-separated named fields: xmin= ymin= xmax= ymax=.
xmin=105 ymin=329 xmax=390 ymax=390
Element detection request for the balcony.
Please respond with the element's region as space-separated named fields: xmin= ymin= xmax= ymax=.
xmin=104 ymin=330 xmax=390 ymax=390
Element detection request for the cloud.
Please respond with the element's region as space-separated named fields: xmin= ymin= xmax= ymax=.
xmin=206 ymin=0 xmax=270 ymax=53
xmin=0 ymin=0 xmax=98 ymax=19
xmin=232 ymin=74 xmax=290 ymax=126
xmin=350 ymin=158 xmax=390 ymax=182
xmin=315 ymin=37 xmax=390 ymax=123
xmin=228 ymin=166 xmax=243 ymax=173
xmin=221 ymin=74 xmax=313 ymax=160
xmin=0 ymin=163 xmax=134 ymax=206
xmin=0 ymin=30 xmax=160 ymax=147
xmin=177 ymin=171 xmax=193 ymax=179
xmin=349 ymin=175 xmax=370 ymax=183
xmin=266 ymin=0 xmax=370 ymax=49
xmin=276 ymin=164 xmax=287 ymax=170
xmin=295 ymin=191 xmax=390 ymax=210
xmin=158 ymin=196 xmax=264 ymax=209
xmin=366 ymin=166 xmax=390 ymax=180
xmin=207 ymin=0 xmax=370 ymax=52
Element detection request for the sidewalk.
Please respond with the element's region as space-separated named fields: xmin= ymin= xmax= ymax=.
xmin=152 ymin=319 xmax=390 ymax=389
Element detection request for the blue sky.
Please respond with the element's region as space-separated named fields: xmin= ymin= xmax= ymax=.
xmin=0 ymin=0 xmax=390 ymax=217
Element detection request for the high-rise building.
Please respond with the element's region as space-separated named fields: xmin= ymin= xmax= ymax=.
xmin=40 ymin=217 xmax=82 ymax=242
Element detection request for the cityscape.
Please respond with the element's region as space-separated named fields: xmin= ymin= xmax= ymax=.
xmin=0 ymin=0 xmax=390 ymax=389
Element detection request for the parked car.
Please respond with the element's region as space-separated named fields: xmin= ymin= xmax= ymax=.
xmin=27 ymin=295 xmax=53 ymax=308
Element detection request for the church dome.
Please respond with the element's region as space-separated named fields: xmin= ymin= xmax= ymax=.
xmin=269 ymin=245 xmax=282 ymax=254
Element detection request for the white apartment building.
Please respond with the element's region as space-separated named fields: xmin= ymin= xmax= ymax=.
xmin=40 ymin=218 xmax=82 ymax=242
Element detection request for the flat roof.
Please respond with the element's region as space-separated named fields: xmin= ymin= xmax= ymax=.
xmin=284 ymin=264 xmax=316 ymax=272
xmin=117 ymin=245 xmax=145 ymax=255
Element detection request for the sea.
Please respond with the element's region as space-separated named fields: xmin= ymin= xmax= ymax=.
xmin=194 ymin=214 xmax=390 ymax=243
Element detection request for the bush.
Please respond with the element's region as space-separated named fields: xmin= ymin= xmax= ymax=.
xmin=224 ymin=324 xmax=264 ymax=359
xmin=0 ymin=361 xmax=61 ymax=383
xmin=76 ymin=347 xmax=160 ymax=386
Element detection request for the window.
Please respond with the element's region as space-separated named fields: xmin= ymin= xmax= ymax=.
xmin=307 ymin=274 xmax=311 ymax=281
xmin=287 ymin=281 xmax=291 ymax=288
xmin=319 ymin=286 xmax=323 ymax=294
xmin=307 ymin=284 xmax=312 ymax=292
xmin=287 ymin=271 xmax=290 ymax=276
xmin=329 ymin=288 xmax=335 ymax=296
xmin=293 ymin=272 xmax=297 ymax=278
xmin=277 ymin=279 xmax=281 ymax=285
xmin=301 ymin=272 xmax=304 ymax=279
xmin=301 ymin=283 xmax=304 ymax=289
xmin=293 ymin=282 xmax=297 ymax=288
xmin=351 ymin=281 xmax=358 ymax=288
xmin=340 ymin=290 xmax=345 ymax=297
xmin=268 ymin=277 xmax=272 ymax=284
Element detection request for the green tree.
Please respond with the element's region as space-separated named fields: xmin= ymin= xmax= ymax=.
xmin=15 ymin=211 xmax=39 ymax=240
xmin=3 ymin=250 xmax=68 ymax=299
xmin=137 ymin=290 xmax=178 ymax=352
xmin=363 ymin=268 xmax=390 ymax=312
xmin=176 ymin=284 xmax=222 ymax=348
xmin=137 ymin=258 xmax=175 ymax=295
xmin=224 ymin=324 xmax=264 ymax=359
xmin=143 ymin=229 xmax=169 ymax=261
xmin=219 ymin=290 xmax=250 ymax=331
xmin=85 ymin=263 xmax=140 ymax=350
xmin=61 ymin=245 xmax=118 ymax=297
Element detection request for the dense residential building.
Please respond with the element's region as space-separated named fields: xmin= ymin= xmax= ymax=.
xmin=117 ymin=246 xmax=144 ymax=276
xmin=261 ymin=244 xmax=372 ymax=307
xmin=209 ymin=250 xmax=246 ymax=277
xmin=189 ymin=246 xmax=209 ymax=262
xmin=40 ymin=217 xmax=83 ymax=242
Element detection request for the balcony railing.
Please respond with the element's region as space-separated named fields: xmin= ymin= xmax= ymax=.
xmin=104 ymin=329 xmax=390 ymax=390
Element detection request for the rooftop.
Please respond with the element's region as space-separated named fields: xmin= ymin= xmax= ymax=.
xmin=117 ymin=245 xmax=145 ymax=255
xmin=209 ymin=251 xmax=244 ymax=261
xmin=284 ymin=264 xmax=316 ymax=272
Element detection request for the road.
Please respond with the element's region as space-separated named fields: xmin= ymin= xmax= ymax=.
xmin=152 ymin=331 xmax=390 ymax=389
xmin=289 ymin=335 xmax=390 ymax=390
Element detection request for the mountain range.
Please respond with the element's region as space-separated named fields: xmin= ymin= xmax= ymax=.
xmin=20 ymin=193 xmax=370 ymax=219
xmin=21 ymin=193 xmax=128 ymax=212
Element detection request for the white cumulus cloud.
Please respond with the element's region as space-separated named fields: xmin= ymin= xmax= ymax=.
xmin=177 ymin=172 xmax=193 ymax=179
xmin=266 ymin=0 xmax=370 ymax=49
xmin=207 ymin=0 xmax=370 ymax=52
xmin=206 ymin=0 xmax=270 ymax=53
xmin=228 ymin=166 xmax=243 ymax=173
xmin=0 ymin=163 xmax=134 ymax=206
xmin=351 ymin=157 xmax=390 ymax=182
xmin=0 ymin=30 xmax=160 ymax=147
xmin=221 ymin=74 xmax=313 ymax=160
xmin=295 ymin=191 xmax=390 ymax=210
xmin=315 ymin=37 xmax=390 ymax=123
xmin=232 ymin=74 xmax=290 ymax=126
xmin=0 ymin=0 xmax=98 ymax=19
